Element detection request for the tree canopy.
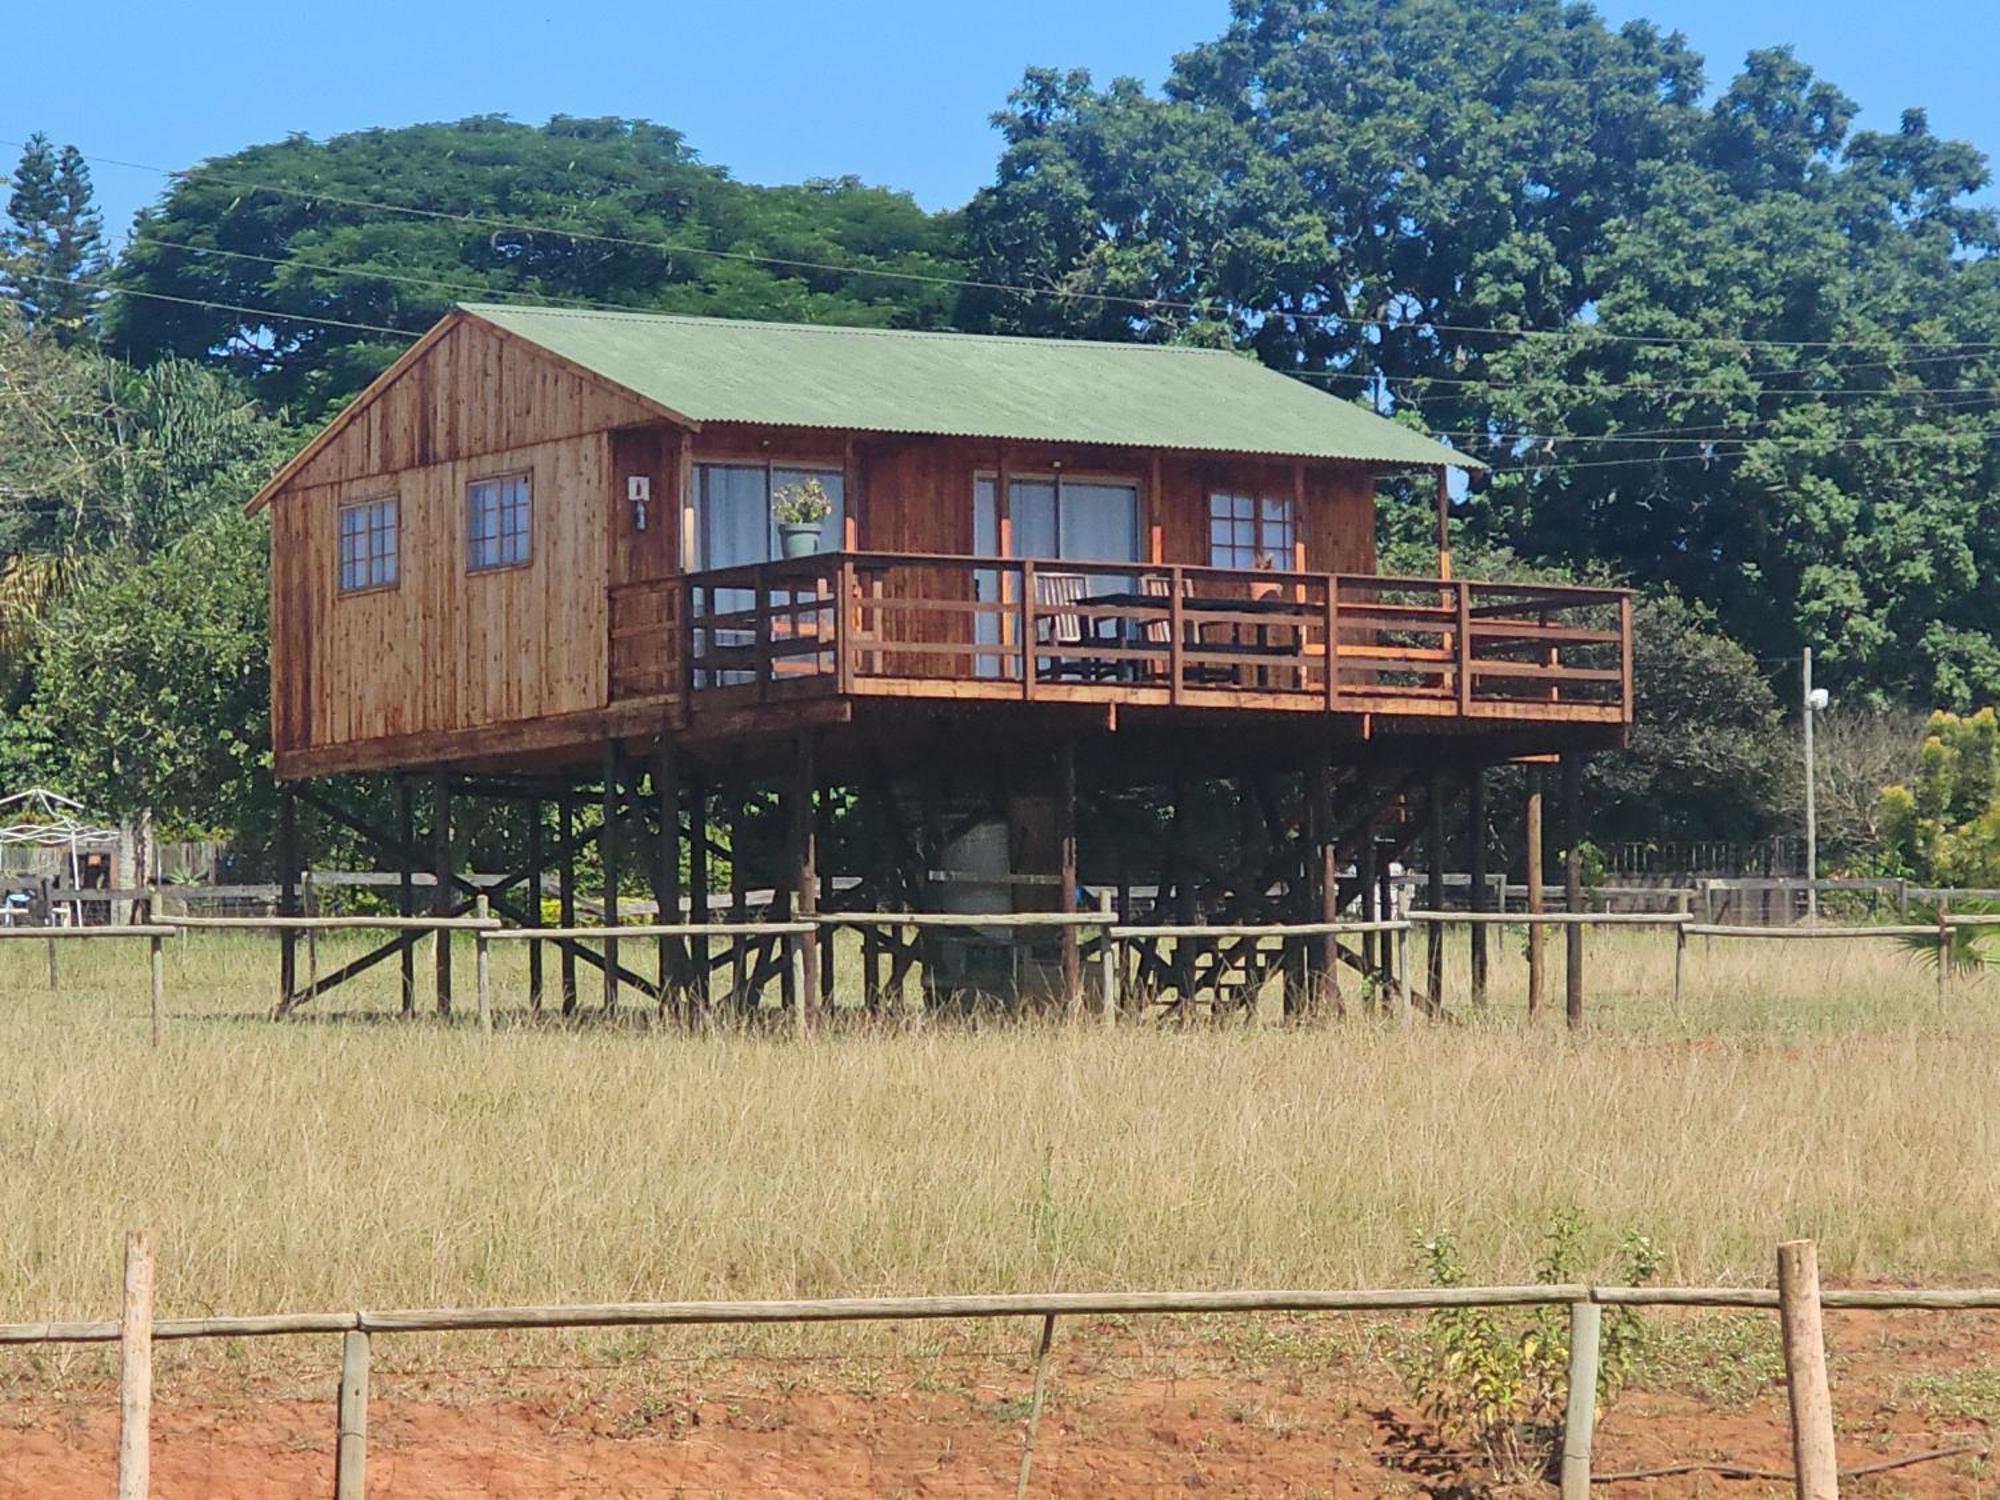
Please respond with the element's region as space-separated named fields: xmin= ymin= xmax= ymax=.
xmin=110 ymin=116 xmax=966 ymax=418
xmin=962 ymin=0 xmax=2000 ymax=709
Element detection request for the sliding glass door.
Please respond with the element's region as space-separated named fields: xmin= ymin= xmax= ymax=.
xmin=973 ymin=474 xmax=1141 ymax=676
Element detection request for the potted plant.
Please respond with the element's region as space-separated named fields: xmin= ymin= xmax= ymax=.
xmin=772 ymin=477 xmax=833 ymax=558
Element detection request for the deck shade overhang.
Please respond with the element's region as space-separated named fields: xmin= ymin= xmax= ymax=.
xmin=249 ymin=306 xmax=1480 ymax=513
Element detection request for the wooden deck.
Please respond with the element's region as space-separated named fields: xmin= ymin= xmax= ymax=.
xmin=611 ymin=551 xmax=1633 ymax=733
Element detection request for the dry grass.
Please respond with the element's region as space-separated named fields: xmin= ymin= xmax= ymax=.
xmin=1 ymin=926 xmax=1996 ymax=1343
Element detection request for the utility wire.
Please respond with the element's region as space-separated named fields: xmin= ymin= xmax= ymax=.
xmin=23 ymin=136 xmax=2000 ymax=357
xmin=112 ymin=236 xmax=2000 ymax=424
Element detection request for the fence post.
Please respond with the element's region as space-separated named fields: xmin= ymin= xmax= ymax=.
xmin=116 ymin=1229 xmax=154 ymax=1500
xmin=1777 ymin=1239 xmax=1840 ymax=1500
xmin=333 ymin=1328 xmax=370 ymax=1500
xmin=149 ymin=933 xmax=165 ymax=1048
xmin=789 ymin=928 xmax=809 ymax=1040
xmin=1928 ymin=900 xmax=1944 ymax=1004
xmin=1560 ymin=1299 xmax=1601 ymax=1500
xmin=1014 ymin=1313 xmax=1059 ymax=1500
xmin=1097 ymin=891 xmax=1117 ymax=1027
xmin=475 ymin=895 xmax=492 ymax=1033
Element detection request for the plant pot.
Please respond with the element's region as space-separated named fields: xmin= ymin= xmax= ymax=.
xmin=778 ymin=522 xmax=823 ymax=558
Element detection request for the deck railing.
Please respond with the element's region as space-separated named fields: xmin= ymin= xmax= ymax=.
xmin=609 ymin=551 xmax=1631 ymax=721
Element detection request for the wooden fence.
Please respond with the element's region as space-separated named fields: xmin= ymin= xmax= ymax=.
xmin=15 ymin=1233 xmax=1991 ymax=1500
xmin=17 ymin=906 xmax=2000 ymax=1039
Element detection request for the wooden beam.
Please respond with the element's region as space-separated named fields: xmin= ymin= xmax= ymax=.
xmin=1434 ymin=467 xmax=1452 ymax=581
xmin=277 ymin=785 xmax=299 ymax=1014
xmin=1425 ymin=772 xmax=1445 ymax=1014
xmin=654 ymin=746 xmax=682 ymax=1020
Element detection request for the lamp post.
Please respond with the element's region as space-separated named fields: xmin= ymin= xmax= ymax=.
xmin=1803 ymin=649 xmax=1829 ymax=920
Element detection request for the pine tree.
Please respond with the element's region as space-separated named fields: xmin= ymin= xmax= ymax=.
xmin=3 ymin=133 xmax=107 ymax=345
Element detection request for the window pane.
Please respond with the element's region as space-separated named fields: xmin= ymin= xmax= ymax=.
xmin=1057 ymin=481 xmax=1139 ymax=563
xmin=468 ymin=475 xmax=530 ymax=571
xmin=1009 ymin=480 xmax=1057 ymax=559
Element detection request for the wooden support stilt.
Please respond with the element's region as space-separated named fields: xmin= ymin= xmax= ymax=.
xmin=816 ymin=787 xmax=836 ymax=1017
xmin=729 ymin=793 xmax=749 ymax=1012
xmin=1468 ymin=767 xmax=1489 ymax=1005
xmin=431 ymin=772 xmax=452 ymax=1016
xmin=277 ymin=784 xmax=299 ymax=1015
xmin=396 ymin=775 xmax=415 ymax=1017
xmin=1562 ymin=755 xmax=1585 ymax=1029
xmin=526 ymin=795 xmax=544 ymax=1015
xmin=654 ymin=747 xmax=681 ymax=1022
xmin=1377 ymin=857 xmax=1396 ymax=1000
xmin=1056 ymin=736 xmax=1081 ymax=1014
xmin=686 ymin=775 xmax=710 ymax=1020
xmin=602 ymin=740 xmax=621 ymax=1013
xmin=1358 ymin=828 xmax=1379 ymax=996
xmin=1426 ymin=772 xmax=1445 ymax=1014
xmin=558 ymin=788 xmax=578 ymax=1015
xmin=1307 ymin=760 xmax=1338 ymax=1017
xmin=788 ymin=734 xmax=820 ymax=1028
xmin=1525 ymin=766 xmax=1546 ymax=1018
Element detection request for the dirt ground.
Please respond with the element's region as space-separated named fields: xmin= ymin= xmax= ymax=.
xmin=2 ymin=1311 xmax=1994 ymax=1498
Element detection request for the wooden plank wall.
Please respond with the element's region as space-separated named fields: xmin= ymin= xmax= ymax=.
xmin=270 ymin=316 xmax=657 ymax=756
xmin=274 ymin=436 xmax=612 ymax=752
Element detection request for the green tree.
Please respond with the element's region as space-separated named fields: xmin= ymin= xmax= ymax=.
xmin=3 ymin=133 xmax=108 ymax=345
xmin=1876 ymin=709 xmax=2000 ymax=884
xmin=962 ymin=4 xmax=2000 ymax=709
xmin=0 ymin=308 xmax=287 ymax=694
xmin=110 ymin=116 xmax=965 ymax=416
xmin=19 ymin=509 xmax=271 ymax=839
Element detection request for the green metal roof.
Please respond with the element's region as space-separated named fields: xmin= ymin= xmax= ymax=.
xmin=462 ymin=304 xmax=1479 ymax=470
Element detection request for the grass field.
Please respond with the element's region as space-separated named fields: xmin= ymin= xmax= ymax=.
xmin=2 ymin=924 xmax=1996 ymax=1343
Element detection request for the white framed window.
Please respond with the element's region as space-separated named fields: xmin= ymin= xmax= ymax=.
xmin=1209 ymin=492 xmax=1295 ymax=571
xmin=337 ymin=496 xmax=399 ymax=594
xmin=467 ymin=471 xmax=532 ymax=572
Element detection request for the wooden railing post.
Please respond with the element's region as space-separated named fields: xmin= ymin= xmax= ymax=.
xmin=754 ymin=565 xmax=772 ymax=702
xmin=1323 ymin=578 xmax=1340 ymax=710
xmin=836 ymin=557 xmax=856 ymax=692
xmin=1167 ymin=564 xmax=1185 ymax=705
xmin=333 ymin=1329 xmax=370 ymax=1500
xmin=116 ymin=1229 xmax=154 ymax=1500
xmin=1560 ymin=1299 xmax=1601 ymax=1500
xmin=1020 ymin=559 xmax=1038 ymax=701
xmin=1456 ymin=579 xmax=1473 ymax=712
xmin=1777 ymin=1240 xmax=1840 ymax=1500
xmin=1618 ymin=593 xmax=1635 ymax=717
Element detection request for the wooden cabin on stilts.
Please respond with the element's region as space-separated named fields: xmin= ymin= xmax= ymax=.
xmin=252 ymin=306 xmax=1632 ymax=1022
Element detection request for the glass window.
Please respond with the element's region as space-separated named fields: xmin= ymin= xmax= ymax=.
xmin=467 ymin=472 xmax=532 ymax=572
xmin=1208 ymin=492 xmax=1294 ymax=571
xmin=694 ymin=463 xmax=846 ymax=569
xmin=337 ymin=496 xmax=398 ymax=593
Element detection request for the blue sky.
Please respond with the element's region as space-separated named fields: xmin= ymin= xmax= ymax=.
xmin=9 ymin=0 xmax=1997 ymax=241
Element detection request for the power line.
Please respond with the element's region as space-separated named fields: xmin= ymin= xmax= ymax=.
xmin=122 ymin=232 xmax=2000 ymax=429
xmin=8 ymin=268 xmax=421 ymax=341
xmin=23 ymin=136 xmax=2000 ymax=357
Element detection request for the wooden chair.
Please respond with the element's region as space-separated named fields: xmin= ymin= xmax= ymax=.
xmin=1140 ymin=572 xmax=1234 ymax=686
xmin=1035 ymin=571 xmax=1092 ymax=678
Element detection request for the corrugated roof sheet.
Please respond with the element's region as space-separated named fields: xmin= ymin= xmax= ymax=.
xmin=461 ymin=304 xmax=1480 ymax=470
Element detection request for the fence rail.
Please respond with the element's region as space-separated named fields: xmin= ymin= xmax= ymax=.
xmin=20 ymin=1233 xmax=1989 ymax=1500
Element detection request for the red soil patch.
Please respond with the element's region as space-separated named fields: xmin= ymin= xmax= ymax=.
xmin=2 ymin=1312 xmax=1992 ymax=1497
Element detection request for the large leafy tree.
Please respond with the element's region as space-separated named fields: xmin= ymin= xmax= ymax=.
xmin=963 ymin=2 xmax=2000 ymax=709
xmin=110 ymin=115 xmax=966 ymax=416
xmin=2 ymin=133 xmax=108 ymax=346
